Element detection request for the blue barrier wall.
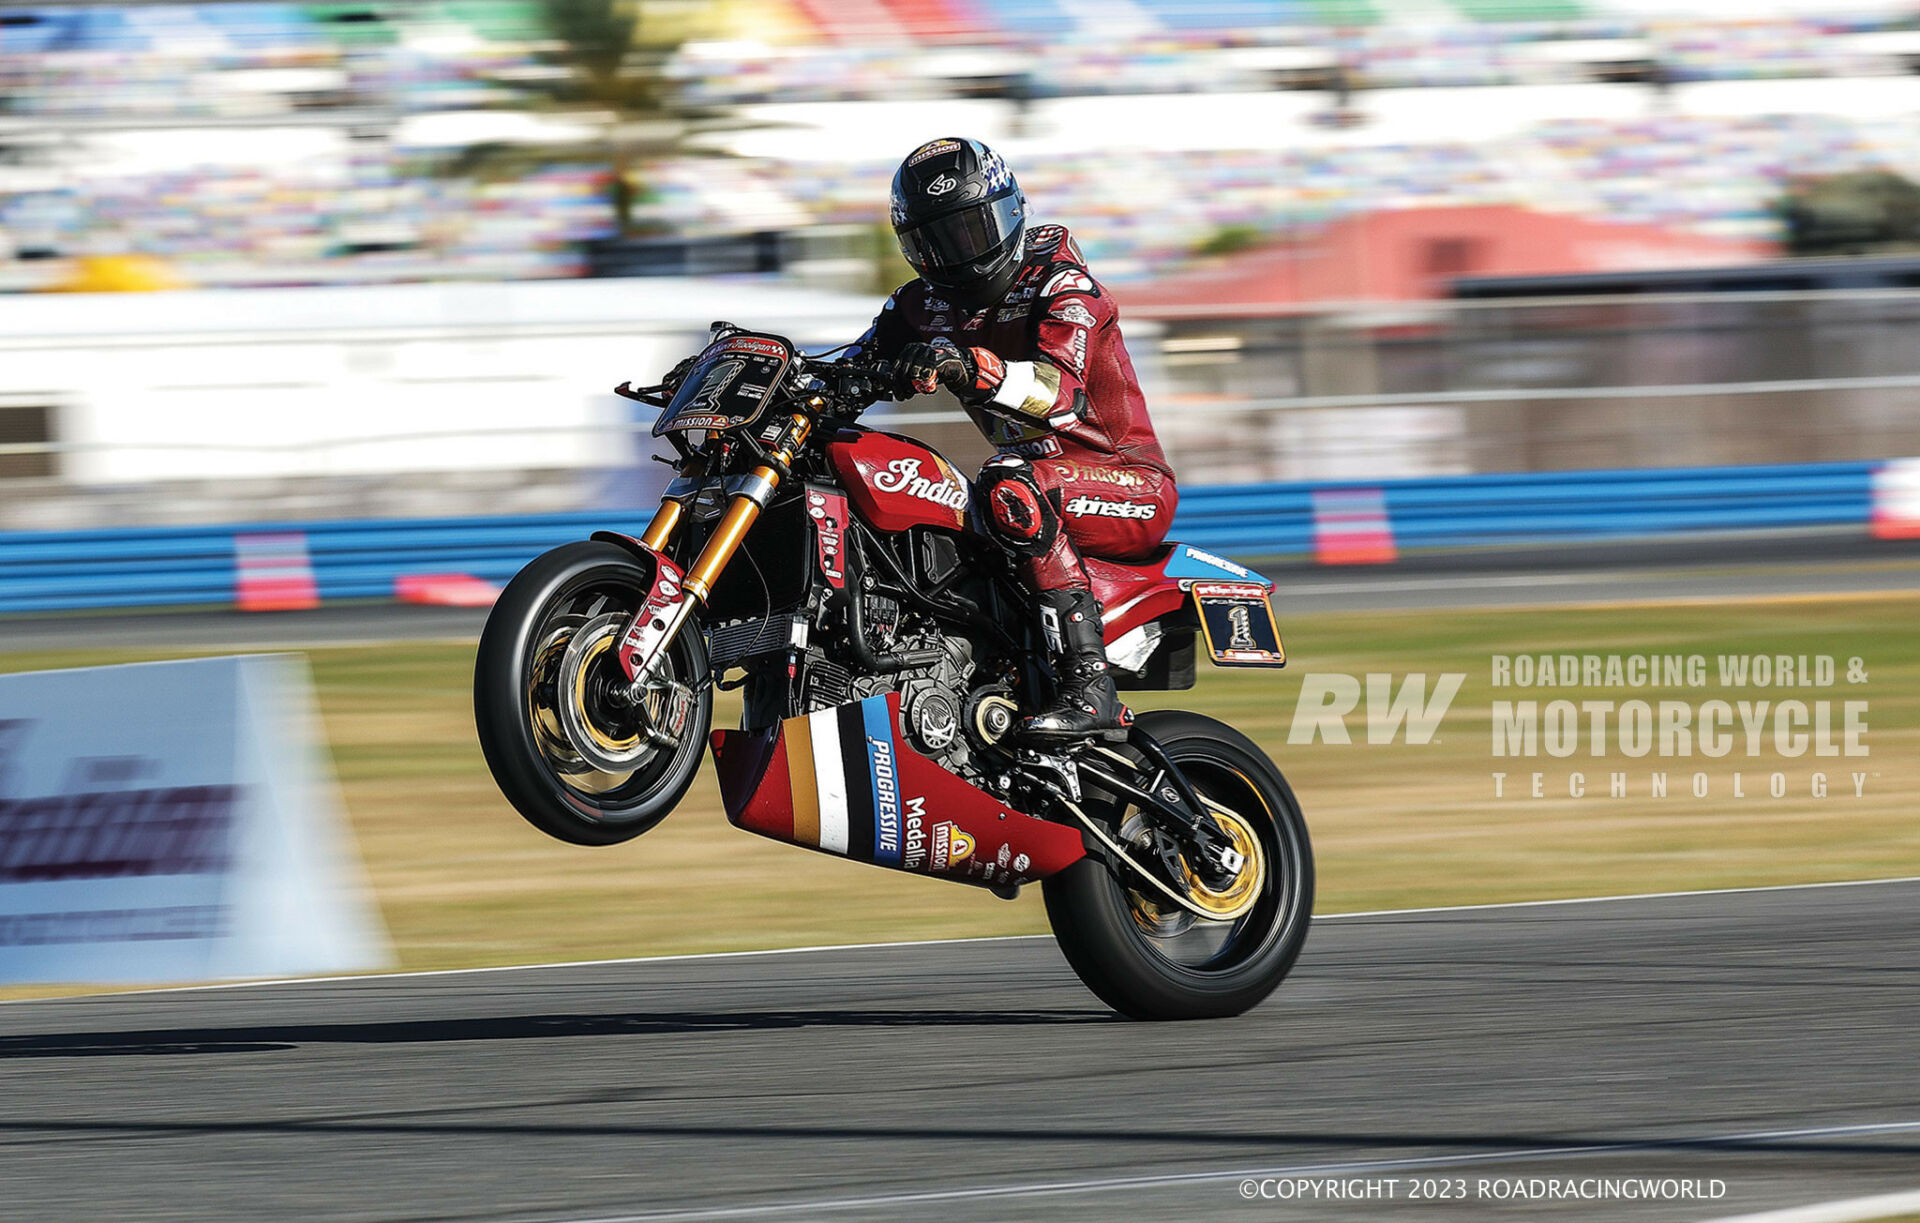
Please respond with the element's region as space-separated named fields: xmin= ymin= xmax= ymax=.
xmin=0 ymin=461 xmax=1881 ymax=615
xmin=1175 ymin=461 xmax=1879 ymax=556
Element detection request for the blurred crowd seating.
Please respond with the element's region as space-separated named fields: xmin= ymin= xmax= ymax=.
xmin=636 ymin=110 xmax=1918 ymax=279
xmin=5 ymin=0 xmax=1920 ymax=289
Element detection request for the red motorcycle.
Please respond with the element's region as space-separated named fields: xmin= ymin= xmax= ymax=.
xmin=473 ymin=324 xmax=1311 ymax=1019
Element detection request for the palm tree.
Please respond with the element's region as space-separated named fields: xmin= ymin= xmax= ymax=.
xmin=538 ymin=0 xmax=650 ymax=230
xmin=529 ymin=0 xmax=727 ymax=235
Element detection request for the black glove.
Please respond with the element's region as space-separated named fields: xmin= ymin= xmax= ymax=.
xmin=661 ymin=354 xmax=700 ymax=393
xmin=893 ymin=339 xmax=974 ymax=400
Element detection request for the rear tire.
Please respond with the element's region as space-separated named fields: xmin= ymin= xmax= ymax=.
xmin=474 ymin=540 xmax=712 ymax=846
xmin=1043 ymin=709 xmax=1312 ymax=1020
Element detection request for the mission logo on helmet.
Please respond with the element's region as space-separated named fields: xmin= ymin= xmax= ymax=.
xmin=909 ymin=138 xmax=962 ymax=165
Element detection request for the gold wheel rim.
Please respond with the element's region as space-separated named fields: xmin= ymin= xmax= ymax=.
xmin=570 ymin=633 xmax=640 ymax=754
xmin=1180 ymin=804 xmax=1265 ymax=918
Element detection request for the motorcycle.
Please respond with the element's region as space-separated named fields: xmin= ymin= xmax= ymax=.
xmin=473 ymin=323 xmax=1312 ymax=1020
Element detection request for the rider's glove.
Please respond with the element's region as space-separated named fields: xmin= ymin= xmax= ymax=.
xmin=660 ymin=354 xmax=699 ymax=393
xmin=893 ymin=339 xmax=1005 ymax=405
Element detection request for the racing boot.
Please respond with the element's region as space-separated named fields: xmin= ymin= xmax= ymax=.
xmin=1022 ymin=589 xmax=1132 ymax=743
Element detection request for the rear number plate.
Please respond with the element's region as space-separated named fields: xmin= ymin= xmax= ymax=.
xmin=1193 ymin=582 xmax=1285 ymax=667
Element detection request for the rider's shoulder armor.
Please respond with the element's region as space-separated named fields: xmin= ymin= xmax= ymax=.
xmin=1019 ymin=226 xmax=1103 ymax=309
xmin=1023 ymin=223 xmax=1082 ymax=266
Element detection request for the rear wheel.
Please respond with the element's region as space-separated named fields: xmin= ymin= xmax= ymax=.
xmin=1042 ymin=709 xmax=1312 ymax=1020
xmin=474 ymin=541 xmax=712 ymax=846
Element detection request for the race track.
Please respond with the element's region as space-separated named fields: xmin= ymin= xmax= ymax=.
xmin=3 ymin=879 xmax=1916 ymax=1222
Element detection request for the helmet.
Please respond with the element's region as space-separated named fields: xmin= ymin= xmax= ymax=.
xmin=890 ymin=137 xmax=1027 ymax=312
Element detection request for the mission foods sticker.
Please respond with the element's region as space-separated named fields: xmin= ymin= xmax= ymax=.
xmin=909 ymin=138 xmax=963 ymax=165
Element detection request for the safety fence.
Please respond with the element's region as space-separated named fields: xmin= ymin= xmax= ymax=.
xmin=0 ymin=459 xmax=1908 ymax=615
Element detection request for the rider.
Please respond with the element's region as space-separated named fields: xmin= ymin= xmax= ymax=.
xmin=847 ymin=137 xmax=1177 ymax=742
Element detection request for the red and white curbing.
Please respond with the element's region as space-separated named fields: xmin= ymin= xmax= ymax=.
xmin=1870 ymin=457 xmax=1920 ymax=540
xmin=233 ymin=531 xmax=319 ymax=612
xmin=1310 ymin=486 xmax=1398 ymax=564
xmin=394 ymin=573 xmax=501 ymax=608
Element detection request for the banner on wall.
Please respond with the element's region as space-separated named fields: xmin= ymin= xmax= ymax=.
xmin=0 ymin=654 xmax=391 ymax=984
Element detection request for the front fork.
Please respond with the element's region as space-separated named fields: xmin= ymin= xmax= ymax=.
xmin=615 ymin=413 xmax=814 ymax=687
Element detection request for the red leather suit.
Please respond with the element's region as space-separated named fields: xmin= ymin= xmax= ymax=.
xmin=850 ymin=224 xmax=1176 ymax=592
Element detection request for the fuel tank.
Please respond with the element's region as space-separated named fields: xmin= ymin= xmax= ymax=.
xmin=828 ymin=427 xmax=972 ymax=534
xmin=709 ymin=693 xmax=1087 ymax=888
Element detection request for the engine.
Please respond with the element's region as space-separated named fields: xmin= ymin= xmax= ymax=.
xmin=800 ymin=600 xmax=1002 ymax=780
xmin=706 ymin=487 xmax=1018 ymax=779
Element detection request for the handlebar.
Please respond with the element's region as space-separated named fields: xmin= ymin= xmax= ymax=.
xmin=611 ymin=349 xmax=896 ymax=419
xmin=809 ymin=358 xmax=894 ymax=410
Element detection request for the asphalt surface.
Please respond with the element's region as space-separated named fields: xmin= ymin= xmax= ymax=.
xmin=4 ymin=545 xmax=1920 ymax=655
xmin=1 ymin=879 xmax=1915 ymax=1222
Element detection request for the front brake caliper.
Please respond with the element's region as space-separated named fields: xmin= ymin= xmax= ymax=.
xmin=643 ymin=680 xmax=695 ymax=748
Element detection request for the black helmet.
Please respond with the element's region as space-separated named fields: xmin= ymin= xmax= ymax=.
xmin=890 ymin=137 xmax=1027 ymax=312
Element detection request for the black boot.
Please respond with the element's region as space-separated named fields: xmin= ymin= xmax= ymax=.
xmin=1022 ymin=589 xmax=1131 ymax=743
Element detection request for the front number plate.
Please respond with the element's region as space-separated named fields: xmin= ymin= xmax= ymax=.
xmin=1192 ymin=581 xmax=1285 ymax=667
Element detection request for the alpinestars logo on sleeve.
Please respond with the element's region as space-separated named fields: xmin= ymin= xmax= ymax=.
xmin=1042 ymin=268 xmax=1094 ymax=297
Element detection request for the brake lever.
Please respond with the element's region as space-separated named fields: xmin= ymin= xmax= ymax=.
xmin=614 ymin=381 xmax=669 ymax=404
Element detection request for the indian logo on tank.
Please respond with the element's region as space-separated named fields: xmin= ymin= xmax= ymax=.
xmin=872 ymin=457 xmax=969 ymax=511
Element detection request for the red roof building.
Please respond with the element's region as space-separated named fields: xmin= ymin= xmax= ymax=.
xmin=1127 ymin=205 xmax=1777 ymax=317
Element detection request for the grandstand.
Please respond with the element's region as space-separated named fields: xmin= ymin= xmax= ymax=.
xmin=4 ymin=0 xmax=1920 ymax=290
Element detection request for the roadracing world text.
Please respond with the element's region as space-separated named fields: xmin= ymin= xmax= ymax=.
xmin=1285 ymin=652 xmax=1875 ymax=800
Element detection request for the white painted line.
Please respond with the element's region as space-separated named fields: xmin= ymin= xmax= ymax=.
xmin=6 ymin=874 xmax=1916 ymax=1005
xmin=1700 ymin=1189 xmax=1920 ymax=1223
xmin=541 ymin=1120 xmax=1920 ymax=1222
xmin=1319 ymin=874 xmax=1920 ymax=920
xmin=0 ymin=934 xmax=1051 ymax=1005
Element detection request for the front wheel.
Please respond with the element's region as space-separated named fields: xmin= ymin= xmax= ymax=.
xmin=474 ymin=540 xmax=713 ymax=846
xmin=1042 ymin=709 xmax=1313 ymax=1020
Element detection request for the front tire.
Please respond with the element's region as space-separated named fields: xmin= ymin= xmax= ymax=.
xmin=474 ymin=540 xmax=712 ymax=846
xmin=1043 ymin=709 xmax=1313 ymax=1020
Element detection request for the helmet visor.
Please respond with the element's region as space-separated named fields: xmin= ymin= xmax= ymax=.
xmin=897 ymin=194 xmax=1025 ymax=276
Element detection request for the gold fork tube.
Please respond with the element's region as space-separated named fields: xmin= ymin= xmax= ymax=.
xmin=679 ymin=415 xmax=812 ymax=603
xmin=683 ymin=487 xmax=767 ymax=602
xmin=638 ymin=456 xmax=705 ymax=552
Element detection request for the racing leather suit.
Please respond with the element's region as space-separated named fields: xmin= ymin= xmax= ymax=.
xmin=848 ymin=224 xmax=1176 ymax=592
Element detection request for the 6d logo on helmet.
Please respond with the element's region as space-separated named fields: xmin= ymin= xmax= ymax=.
xmin=926 ymin=174 xmax=959 ymax=196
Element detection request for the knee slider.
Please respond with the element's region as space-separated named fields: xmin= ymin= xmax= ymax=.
xmin=976 ymin=456 xmax=1058 ymax=558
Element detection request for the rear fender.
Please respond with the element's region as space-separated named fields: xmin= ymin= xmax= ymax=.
xmin=1095 ymin=543 xmax=1275 ymax=642
xmin=1107 ymin=543 xmax=1286 ymax=680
